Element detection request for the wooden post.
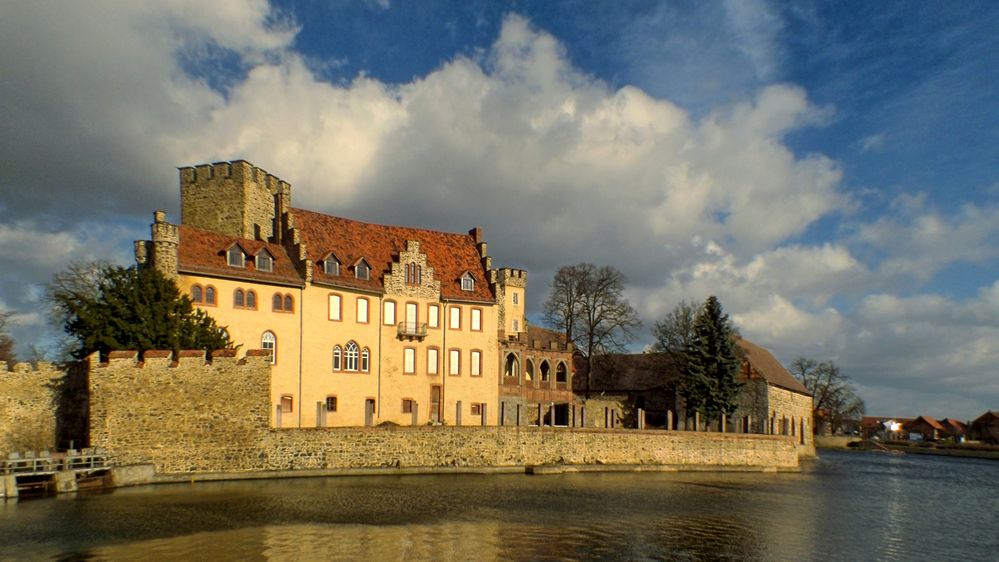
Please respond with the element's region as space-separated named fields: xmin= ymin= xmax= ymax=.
xmin=694 ymin=411 xmax=701 ymax=432
xmin=637 ymin=408 xmax=644 ymax=429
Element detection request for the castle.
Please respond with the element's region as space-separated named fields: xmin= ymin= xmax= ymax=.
xmin=135 ymin=160 xmax=576 ymax=429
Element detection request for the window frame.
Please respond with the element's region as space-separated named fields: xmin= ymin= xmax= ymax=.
xmin=255 ymin=250 xmax=273 ymax=272
xmin=234 ymin=288 xmax=245 ymax=308
xmin=356 ymin=297 xmax=370 ymax=324
xmin=470 ymin=307 xmax=482 ymax=331
xmin=402 ymin=398 xmax=415 ymax=414
xmin=204 ymin=286 xmax=216 ymax=306
xmin=355 ymin=259 xmax=370 ymax=280
xmin=427 ymin=347 xmax=439 ymax=375
xmin=449 ymin=306 xmax=461 ymax=330
xmin=403 ymin=347 xmax=416 ymax=375
xmin=428 ymin=304 xmax=440 ymax=329
xmin=332 ymin=346 xmax=342 ymax=371
xmin=323 ymin=255 xmax=340 ymax=276
xmin=227 ymin=246 xmax=245 ymax=268
xmin=345 ymin=341 xmax=359 ymax=372
xmin=461 ymin=273 xmax=474 ymax=292
xmin=272 ymin=293 xmax=284 ymax=312
xmin=383 ymin=300 xmax=396 ymax=326
xmin=246 ymin=289 xmax=257 ymax=310
xmin=361 ymin=347 xmax=370 ymax=373
xmin=448 ymin=348 xmax=461 ymax=376
xmin=280 ymin=394 xmax=293 ymax=414
xmin=191 ymin=284 xmax=203 ymax=304
xmin=470 ymin=349 xmax=482 ymax=377
xmin=325 ymin=395 xmax=338 ymax=412
xmin=261 ymin=331 xmax=277 ymax=365
xmin=328 ymin=293 xmax=342 ymax=321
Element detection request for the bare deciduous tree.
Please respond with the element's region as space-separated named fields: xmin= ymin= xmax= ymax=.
xmin=543 ymin=263 xmax=640 ymax=396
xmin=790 ymin=357 xmax=865 ymax=434
xmin=0 ymin=310 xmax=16 ymax=366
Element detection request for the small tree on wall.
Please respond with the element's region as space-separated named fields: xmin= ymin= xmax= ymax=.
xmin=681 ymin=296 xmax=742 ymax=425
xmin=47 ymin=262 xmax=232 ymax=360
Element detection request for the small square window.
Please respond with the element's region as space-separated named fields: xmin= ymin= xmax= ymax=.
xmin=256 ymin=252 xmax=273 ymax=272
xmin=471 ymin=403 xmax=482 ymax=416
xmin=324 ymin=258 xmax=339 ymax=275
xmin=280 ymin=394 xmax=293 ymax=413
xmin=402 ymin=399 xmax=414 ymax=414
xmin=461 ymin=274 xmax=474 ymax=291
xmin=227 ymin=246 xmax=245 ymax=268
xmin=325 ymin=396 xmax=337 ymax=412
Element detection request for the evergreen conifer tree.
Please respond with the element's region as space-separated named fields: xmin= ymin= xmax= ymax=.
xmin=680 ymin=296 xmax=742 ymax=424
xmin=49 ymin=263 xmax=231 ymax=360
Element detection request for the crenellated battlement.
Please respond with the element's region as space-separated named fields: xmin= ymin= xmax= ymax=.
xmin=179 ymin=160 xmax=291 ymax=242
xmin=95 ymin=349 xmax=270 ymax=368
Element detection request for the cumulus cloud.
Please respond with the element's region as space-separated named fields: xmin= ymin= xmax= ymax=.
xmin=0 ymin=4 xmax=996 ymax=418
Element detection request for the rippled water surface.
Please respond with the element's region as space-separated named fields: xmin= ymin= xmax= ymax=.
xmin=1 ymin=451 xmax=996 ymax=561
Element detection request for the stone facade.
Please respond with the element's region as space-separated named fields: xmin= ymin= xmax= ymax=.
xmin=180 ymin=161 xmax=291 ymax=242
xmin=381 ymin=241 xmax=442 ymax=300
xmin=87 ymin=350 xmax=800 ymax=475
xmin=0 ymin=362 xmax=59 ymax=453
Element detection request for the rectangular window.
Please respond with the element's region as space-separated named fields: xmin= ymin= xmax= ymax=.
xmin=402 ymin=399 xmax=414 ymax=414
xmin=513 ymin=292 xmax=519 ymax=305
xmin=325 ymin=396 xmax=337 ymax=412
xmin=384 ymin=300 xmax=396 ymax=325
xmin=449 ymin=306 xmax=461 ymax=330
xmin=404 ymin=347 xmax=416 ymax=374
xmin=328 ymin=294 xmax=341 ymax=321
xmin=280 ymin=394 xmax=293 ymax=413
xmin=471 ymin=308 xmax=482 ymax=331
xmin=357 ymin=297 xmax=369 ymax=323
xmin=427 ymin=348 xmax=439 ymax=375
xmin=471 ymin=403 xmax=482 ymax=415
xmin=227 ymin=246 xmax=244 ymax=268
xmin=428 ymin=304 xmax=440 ymax=328
xmin=449 ymin=349 xmax=460 ymax=376
xmin=471 ymin=350 xmax=481 ymax=376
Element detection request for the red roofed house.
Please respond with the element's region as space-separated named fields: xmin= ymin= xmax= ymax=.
xmin=970 ymin=411 xmax=999 ymax=444
xmin=904 ymin=415 xmax=947 ymax=441
xmin=136 ymin=160 xmax=571 ymax=428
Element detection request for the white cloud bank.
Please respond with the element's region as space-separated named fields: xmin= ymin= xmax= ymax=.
xmin=0 ymin=3 xmax=996 ymax=419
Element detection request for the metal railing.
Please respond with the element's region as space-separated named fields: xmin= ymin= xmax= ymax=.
xmin=1 ymin=448 xmax=112 ymax=476
xmin=397 ymin=321 xmax=428 ymax=338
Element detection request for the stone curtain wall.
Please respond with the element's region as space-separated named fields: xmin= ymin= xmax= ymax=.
xmin=0 ymin=362 xmax=60 ymax=453
xmin=88 ymin=351 xmax=799 ymax=475
xmin=88 ymin=350 xmax=272 ymax=469
xmin=768 ymin=386 xmax=816 ymax=457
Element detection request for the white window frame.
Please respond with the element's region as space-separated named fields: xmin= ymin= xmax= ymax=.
xmin=471 ymin=350 xmax=481 ymax=376
xmin=256 ymin=251 xmax=273 ymax=272
xmin=449 ymin=349 xmax=460 ymax=376
xmin=461 ymin=273 xmax=474 ymax=292
xmin=328 ymin=294 xmax=341 ymax=321
xmin=428 ymin=305 xmax=440 ymax=328
xmin=345 ymin=341 xmax=359 ymax=372
xmin=357 ymin=297 xmax=369 ymax=323
xmin=261 ymin=331 xmax=276 ymax=365
xmin=471 ymin=308 xmax=482 ymax=331
xmin=449 ymin=306 xmax=461 ymax=330
xmin=404 ymin=348 xmax=416 ymax=374
xmin=427 ymin=348 xmax=439 ymax=375
xmin=324 ymin=256 xmax=340 ymax=275
xmin=384 ymin=300 xmax=396 ymax=325
xmin=227 ymin=246 xmax=245 ymax=268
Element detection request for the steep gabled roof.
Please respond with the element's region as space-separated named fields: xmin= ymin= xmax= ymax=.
xmin=290 ymin=208 xmax=494 ymax=301
xmin=907 ymin=415 xmax=947 ymax=432
xmin=177 ymin=225 xmax=303 ymax=286
xmin=735 ymin=338 xmax=811 ymax=396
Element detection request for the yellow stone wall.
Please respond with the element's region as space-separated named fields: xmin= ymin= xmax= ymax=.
xmin=0 ymin=362 xmax=59 ymax=453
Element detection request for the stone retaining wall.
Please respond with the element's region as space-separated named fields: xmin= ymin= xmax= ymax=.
xmin=88 ymin=350 xmax=800 ymax=475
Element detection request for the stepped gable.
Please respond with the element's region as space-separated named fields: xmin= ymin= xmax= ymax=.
xmin=735 ymin=338 xmax=811 ymax=396
xmin=177 ymin=225 xmax=304 ymax=286
xmin=290 ymin=208 xmax=495 ymax=302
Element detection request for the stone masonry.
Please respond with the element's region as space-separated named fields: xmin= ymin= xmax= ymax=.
xmin=0 ymin=362 xmax=59 ymax=454
xmin=87 ymin=350 xmax=800 ymax=475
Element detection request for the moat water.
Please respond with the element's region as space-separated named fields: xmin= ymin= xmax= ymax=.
xmin=1 ymin=451 xmax=996 ymax=561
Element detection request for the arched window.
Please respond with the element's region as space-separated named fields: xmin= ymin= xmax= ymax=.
xmin=246 ymin=290 xmax=257 ymax=309
xmin=556 ymin=362 xmax=568 ymax=383
xmin=205 ymin=286 xmax=216 ymax=305
xmin=191 ymin=285 xmax=203 ymax=303
xmin=261 ymin=331 xmax=276 ymax=365
xmin=234 ymin=289 xmax=245 ymax=307
xmin=540 ymin=361 xmax=551 ymax=382
xmin=345 ymin=341 xmax=359 ymax=371
xmin=525 ymin=358 xmax=535 ymax=381
xmin=361 ymin=348 xmax=370 ymax=372
xmin=406 ymin=263 xmax=422 ymax=285
xmin=272 ymin=293 xmax=283 ymax=311
xmin=284 ymin=294 xmax=294 ymax=312
xmin=332 ymin=346 xmax=342 ymax=371
xmin=504 ymin=353 xmax=519 ymax=377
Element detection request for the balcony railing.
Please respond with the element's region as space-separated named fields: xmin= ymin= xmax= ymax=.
xmin=398 ymin=321 xmax=428 ymax=340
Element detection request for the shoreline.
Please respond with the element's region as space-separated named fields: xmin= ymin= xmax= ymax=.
xmin=814 ymin=436 xmax=999 ymax=461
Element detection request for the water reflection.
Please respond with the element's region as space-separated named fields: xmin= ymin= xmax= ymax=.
xmin=1 ymin=452 xmax=997 ymax=561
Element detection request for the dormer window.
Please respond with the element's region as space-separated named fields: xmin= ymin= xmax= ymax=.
xmin=355 ymin=260 xmax=370 ymax=280
xmin=461 ymin=273 xmax=475 ymax=292
xmin=255 ymin=250 xmax=273 ymax=272
xmin=323 ymin=255 xmax=340 ymax=276
xmin=227 ymin=245 xmax=245 ymax=268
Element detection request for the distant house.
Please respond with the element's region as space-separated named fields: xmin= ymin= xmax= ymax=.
xmin=938 ymin=418 xmax=968 ymax=441
xmin=970 ymin=411 xmax=999 ymax=444
xmin=860 ymin=416 xmax=910 ymax=440
xmin=904 ymin=416 xmax=948 ymax=441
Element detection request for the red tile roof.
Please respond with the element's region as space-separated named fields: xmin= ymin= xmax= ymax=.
xmin=290 ymin=208 xmax=495 ymax=302
xmin=177 ymin=225 xmax=304 ymax=286
xmin=906 ymin=415 xmax=947 ymax=432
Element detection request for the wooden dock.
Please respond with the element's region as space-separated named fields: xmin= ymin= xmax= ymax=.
xmin=1 ymin=449 xmax=113 ymax=499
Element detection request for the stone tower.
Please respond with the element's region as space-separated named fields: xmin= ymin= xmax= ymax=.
xmin=134 ymin=210 xmax=179 ymax=280
xmin=179 ymin=160 xmax=291 ymax=242
xmin=493 ymin=268 xmax=527 ymax=337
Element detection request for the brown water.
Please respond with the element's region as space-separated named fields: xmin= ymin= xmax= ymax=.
xmin=0 ymin=451 xmax=996 ymax=561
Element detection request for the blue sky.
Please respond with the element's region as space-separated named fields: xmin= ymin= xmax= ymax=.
xmin=1 ymin=1 xmax=997 ymax=420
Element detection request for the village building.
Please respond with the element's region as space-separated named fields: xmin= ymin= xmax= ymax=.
xmin=135 ymin=160 xmax=569 ymax=428
xmin=572 ymin=338 xmax=815 ymax=453
xmin=969 ymin=410 xmax=998 ymax=444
